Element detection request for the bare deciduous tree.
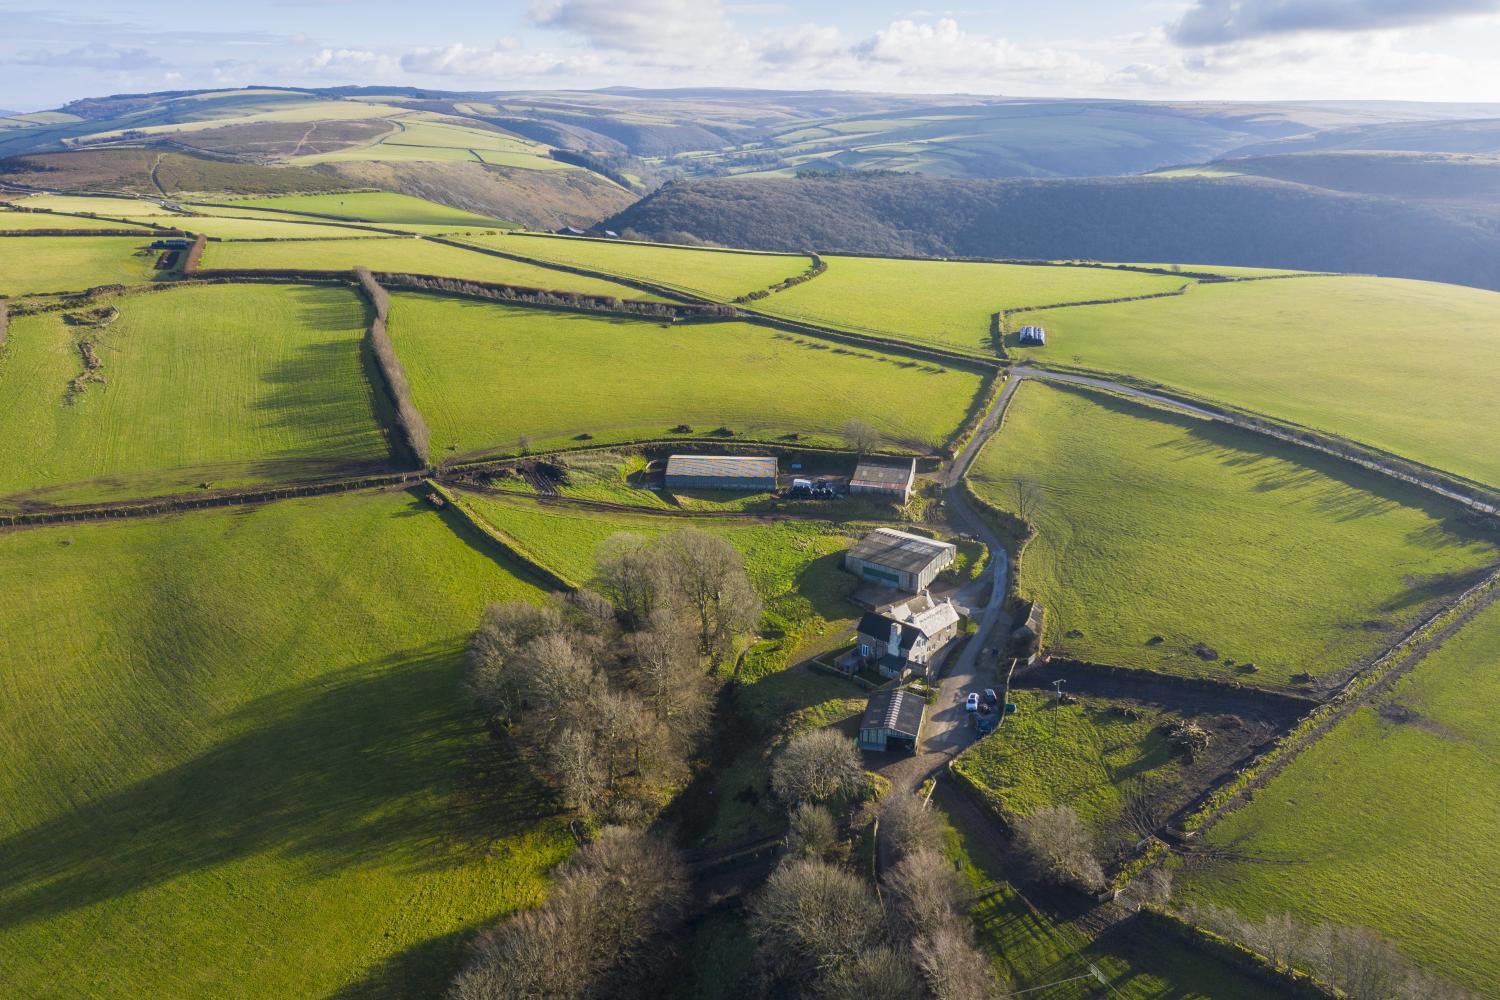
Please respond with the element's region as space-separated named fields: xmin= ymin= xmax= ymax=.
xmin=841 ymin=418 xmax=882 ymax=458
xmin=661 ymin=529 xmax=762 ymax=665
xmin=1010 ymin=805 xmax=1104 ymax=892
xmin=594 ymin=532 xmax=671 ymax=627
xmin=466 ymin=601 xmax=566 ymax=722
xmin=748 ymin=859 xmax=884 ymax=983
xmin=771 ymin=729 xmax=864 ymax=806
xmin=818 ymin=945 xmax=924 ymax=1000
xmin=786 ymin=802 xmax=839 ymax=861
xmin=879 ymin=794 xmax=941 ymax=866
xmin=1012 ymin=474 xmax=1044 ymax=523
xmin=449 ymin=827 xmax=688 ymax=1000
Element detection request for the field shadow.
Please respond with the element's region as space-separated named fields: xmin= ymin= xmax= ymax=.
xmin=252 ymin=336 xmax=392 ymax=468
xmin=0 ymin=642 xmax=560 ymax=932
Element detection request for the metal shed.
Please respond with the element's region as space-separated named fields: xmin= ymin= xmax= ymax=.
xmin=664 ymin=454 xmax=778 ymax=491
xmin=845 ymin=528 xmax=957 ymax=593
xmin=858 ymin=687 xmax=926 ymax=752
xmin=849 ymin=458 xmax=917 ymax=503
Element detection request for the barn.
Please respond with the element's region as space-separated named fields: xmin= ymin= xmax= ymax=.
xmin=664 ymin=454 xmax=778 ymax=491
xmin=845 ymin=528 xmax=956 ymax=593
xmin=849 ymin=458 xmax=917 ymax=503
xmin=858 ymin=686 xmax=925 ymax=752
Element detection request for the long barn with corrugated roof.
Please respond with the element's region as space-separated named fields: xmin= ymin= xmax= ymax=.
xmin=663 ymin=454 xmax=778 ymax=491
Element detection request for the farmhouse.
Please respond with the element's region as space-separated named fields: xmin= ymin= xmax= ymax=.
xmin=845 ymin=527 xmax=956 ymax=592
xmin=1018 ymin=325 xmax=1047 ymax=346
xmin=849 ymin=458 xmax=917 ymax=503
xmin=857 ymin=686 xmax=925 ymax=753
xmin=664 ymin=454 xmax=778 ymax=491
xmin=855 ymin=592 xmax=963 ymax=679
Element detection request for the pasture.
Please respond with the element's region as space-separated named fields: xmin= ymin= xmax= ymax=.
xmin=7 ymin=193 xmax=181 ymax=216
xmin=0 ymin=235 xmax=159 ymax=296
xmin=0 ymin=284 xmax=391 ymax=509
xmin=756 ymin=256 xmax=1187 ymax=354
xmin=199 ymin=238 xmax=657 ymax=300
xmin=465 ymin=233 xmax=811 ymax=301
xmin=176 ymin=215 xmax=384 ymax=239
xmin=387 ymin=293 xmax=985 ymax=457
xmin=969 ymin=382 xmax=1498 ymax=687
xmin=1175 ymin=595 xmax=1500 ymax=992
xmin=0 ymin=489 xmax=568 ymax=999
xmin=1009 ymin=275 xmax=1500 ymax=488
xmin=223 ymin=191 xmax=510 ymax=226
xmin=0 ymin=209 xmax=155 ymax=232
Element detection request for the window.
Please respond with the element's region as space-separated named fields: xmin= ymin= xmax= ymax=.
xmin=859 ymin=643 xmax=871 ymax=657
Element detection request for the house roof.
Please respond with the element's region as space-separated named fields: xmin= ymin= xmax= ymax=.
xmin=861 ymin=687 xmax=925 ymax=738
xmin=850 ymin=460 xmax=915 ymax=491
xmin=664 ymin=454 xmax=778 ymax=480
xmin=847 ymin=528 xmax=956 ymax=575
xmin=856 ymin=612 xmax=920 ymax=652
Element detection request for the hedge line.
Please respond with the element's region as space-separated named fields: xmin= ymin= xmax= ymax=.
xmin=0 ymin=302 xmax=8 ymax=353
xmin=0 ymin=228 xmax=161 ymax=237
xmin=425 ymin=481 xmax=578 ymax=592
xmin=429 ymin=235 xmax=704 ymax=304
xmin=380 ymin=272 xmax=736 ymax=320
xmin=1177 ymin=568 xmax=1500 ymax=834
xmin=0 ymin=473 xmax=420 ymax=528
xmin=939 ymin=369 xmax=1007 ymax=462
xmin=1133 ymin=908 xmax=1344 ymax=998
xmin=734 ymin=252 xmax=827 ymax=302
xmin=353 ymin=267 xmax=431 ymax=468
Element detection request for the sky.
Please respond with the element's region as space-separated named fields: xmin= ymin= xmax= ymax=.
xmin=3 ymin=0 xmax=1500 ymax=111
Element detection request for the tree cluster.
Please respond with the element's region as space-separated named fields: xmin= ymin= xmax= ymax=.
xmin=1009 ymin=805 xmax=1105 ymax=893
xmin=466 ymin=529 xmax=761 ymax=820
xmin=1180 ymin=903 xmax=1470 ymax=1000
xmin=448 ymin=826 xmax=689 ymax=1000
xmin=747 ymin=792 xmax=995 ymax=1000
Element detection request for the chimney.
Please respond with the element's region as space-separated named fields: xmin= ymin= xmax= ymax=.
xmin=888 ymin=622 xmax=902 ymax=657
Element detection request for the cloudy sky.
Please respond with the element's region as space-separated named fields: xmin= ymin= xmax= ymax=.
xmin=3 ymin=0 xmax=1499 ymax=111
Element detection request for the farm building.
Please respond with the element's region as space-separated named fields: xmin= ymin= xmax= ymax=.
xmin=855 ymin=592 xmax=963 ymax=679
xmin=849 ymin=458 xmax=917 ymax=503
xmin=664 ymin=454 xmax=778 ymax=491
xmin=858 ymin=686 xmax=925 ymax=753
xmin=1018 ymin=325 xmax=1047 ymax=346
xmin=845 ymin=528 xmax=956 ymax=592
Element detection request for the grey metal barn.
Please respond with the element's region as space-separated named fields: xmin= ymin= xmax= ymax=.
xmin=858 ymin=687 xmax=925 ymax=752
xmin=845 ymin=528 xmax=956 ymax=593
xmin=849 ymin=458 xmax=917 ymax=503
xmin=663 ymin=454 xmax=778 ymax=491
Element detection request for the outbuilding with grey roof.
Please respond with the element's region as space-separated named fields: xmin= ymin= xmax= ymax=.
xmin=844 ymin=527 xmax=956 ymax=593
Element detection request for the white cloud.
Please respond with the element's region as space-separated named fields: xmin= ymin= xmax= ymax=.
xmin=850 ymin=18 xmax=1109 ymax=84
xmin=399 ymin=41 xmax=602 ymax=79
xmin=529 ymin=0 xmax=750 ymax=65
xmin=759 ymin=24 xmax=846 ymax=66
xmin=16 ymin=42 xmax=164 ymax=70
xmin=303 ymin=48 xmax=400 ymax=79
xmin=1171 ymin=0 xmax=1500 ymax=46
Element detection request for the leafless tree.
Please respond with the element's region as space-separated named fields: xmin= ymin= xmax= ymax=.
xmin=465 ymin=601 xmax=565 ymax=721
xmin=1012 ymin=475 xmax=1044 ymax=523
xmin=818 ymin=945 xmax=924 ymax=1000
xmin=626 ymin=609 xmax=711 ymax=751
xmin=1117 ymin=866 xmax=1172 ymax=911
xmin=748 ymin=859 xmax=884 ymax=983
xmin=594 ymin=532 xmax=672 ymax=627
xmin=771 ymin=729 xmax=865 ymax=806
xmin=786 ymin=802 xmax=839 ymax=861
xmin=879 ymin=794 xmax=941 ymax=865
xmin=660 ymin=529 xmax=762 ymax=665
xmin=913 ymin=921 xmax=995 ymax=1000
xmin=1010 ymin=805 xmax=1104 ymax=892
xmin=449 ymin=827 xmax=688 ymax=1000
xmin=841 ymin=418 xmax=882 ymax=458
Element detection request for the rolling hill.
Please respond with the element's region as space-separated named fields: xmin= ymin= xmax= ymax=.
xmin=604 ymin=171 xmax=1500 ymax=290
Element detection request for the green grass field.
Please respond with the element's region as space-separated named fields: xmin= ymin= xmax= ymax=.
xmin=969 ymin=382 xmax=1498 ymax=686
xmin=1176 ymin=596 xmax=1500 ymax=992
xmin=199 ymin=238 xmax=657 ymax=299
xmin=754 ymin=256 xmax=1188 ymax=354
xmin=1009 ymin=276 xmax=1500 ymax=488
xmin=463 ymin=234 xmax=811 ymax=301
xmin=0 ymin=210 xmax=156 ymax=232
xmin=180 ymin=215 xmax=386 ymax=239
xmin=953 ymin=690 xmax=1187 ymax=846
xmin=935 ymin=787 xmax=1272 ymax=998
xmin=0 ymin=235 xmax=159 ymax=296
xmin=0 ymin=284 xmax=391 ymax=509
xmin=0 ymin=489 xmax=569 ymax=999
xmin=8 ymin=193 xmax=181 ymax=216
xmin=388 ymin=292 xmax=985 ymax=457
xmin=224 ymin=192 xmax=510 ymax=226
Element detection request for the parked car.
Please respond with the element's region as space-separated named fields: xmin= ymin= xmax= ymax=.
xmin=965 ymin=692 xmax=980 ymax=712
xmin=982 ymin=688 xmax=998 ymax=706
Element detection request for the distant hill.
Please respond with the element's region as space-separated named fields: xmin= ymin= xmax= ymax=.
xmin=1208 ymin=151 xmax=1500 ymax=209
xmin=604 ymin=172 xmax=1500 ymax=291
xmin=1229 ymin=117 xmax=1500 ymax=157
xmin=0 ymin=148 xmax=357 ymax=197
